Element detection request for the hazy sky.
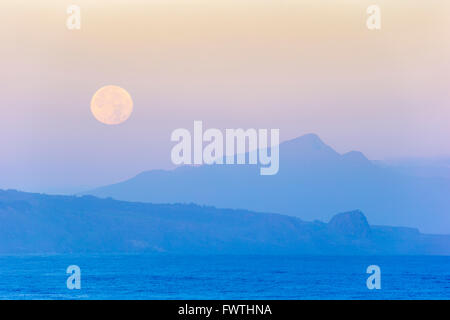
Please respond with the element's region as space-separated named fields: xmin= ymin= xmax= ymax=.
xmin=1 ymin=0 xmax=450 ymax=192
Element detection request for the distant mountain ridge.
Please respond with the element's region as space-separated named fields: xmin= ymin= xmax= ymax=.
xmin=0 ymin=189 xmax=449 ymax=255
xmin=85 ymin=134 xmax=450 ymax=234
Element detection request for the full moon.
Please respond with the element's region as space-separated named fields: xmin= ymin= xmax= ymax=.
xmin=90 ymin=85 xmax=133 ymax=125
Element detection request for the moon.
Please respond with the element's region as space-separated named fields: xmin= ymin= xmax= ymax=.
xmin=90 ymin=85 xmax=133 ymax=125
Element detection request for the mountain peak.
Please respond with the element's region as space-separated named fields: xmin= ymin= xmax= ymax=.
xmin=328 ymin=210 xmax=371 ymax=238
xmin=285 ymin=133 xmax=326 ymax=147
xmin=341 ymin=151 xmax=372 ymax=166
xmin=280 ymin=133 xmax=340 ymax=160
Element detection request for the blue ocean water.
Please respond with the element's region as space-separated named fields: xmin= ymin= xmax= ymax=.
xmin=0 ymin=254 xmax=448 ymax=300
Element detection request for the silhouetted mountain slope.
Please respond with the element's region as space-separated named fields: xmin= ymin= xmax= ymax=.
xmin=86 ymin=134 xmax=450 ymax=233
xmin=0 ymin=190 xmax=449 ymax=255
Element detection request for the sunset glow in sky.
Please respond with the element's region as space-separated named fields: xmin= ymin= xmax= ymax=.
xmin=1 ymin=0 xmax=450 ymax=192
